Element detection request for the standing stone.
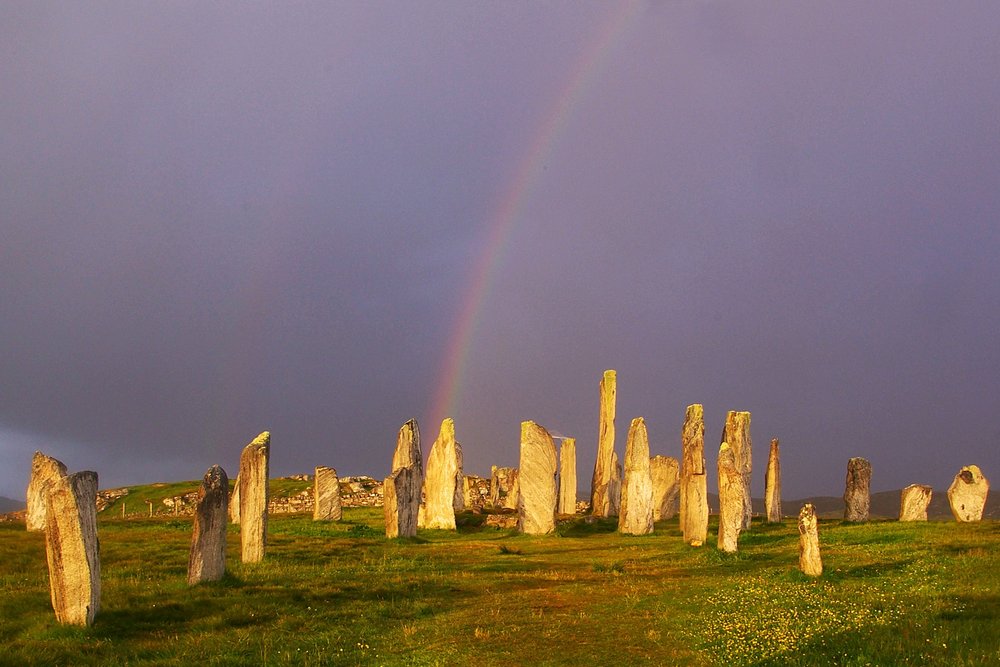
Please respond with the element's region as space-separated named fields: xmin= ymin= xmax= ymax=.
xmin=765 ymin=438 xmax=782 ymax=523
xmin=453 ymin=442 xmax=466 ymax=513
xmin=590 ymin=369 xmax=617 ymax=517
xmin=650 ymin=455 xmax=680 ymax=521
xmin=680 ymin=404 xmax=708 ymax=546
xmin=490 ymin=466 xmax=520 ymax=510
xmin=899 ymin=484 xmax=933 ymax=522
xmin=384 ymin=466 xmax=421 ymax=538
xmin=843 ymin=457 xmax=872 ymax=522
xmin=418 ymin=418 xmax=461 ymax=530
xmin=619 ymin=418 xmax=654 ymax=535
xmin=517 ymin=421 xmax=558 ymax=535
xmin=228 ymin=472 xmax=240 ymax=524
xmin=26 ymin=451 xmax=68 ymax=532
xmin=558 ymin=438 xmax=577 ymax=515
xmin=608 ymin=451 xmax=622 ymax=517
xmin=313 ymin=466 xmax=342 ymax=521
xmin=239 ymin=432 xmax=270 ymax=563
xmin=187 ymin=465 xmax=228 ymax=585
xmin=44 ymin=469 xmax=100 ymax=626
xmin=798 ymin=503 xmax=823 ymax=577
xmin=717 ymin=443 xmax=743 ymax=553
xmin=721 ymin=411 xmax=753 ymax=530
xmin=391 ymin=418 xmax=423 ymax=475
xmin=948 ymin=465 xmax=990 ymax=522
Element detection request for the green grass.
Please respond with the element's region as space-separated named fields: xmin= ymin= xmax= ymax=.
xmin=0 ymin=510 xmax=997 ymax=666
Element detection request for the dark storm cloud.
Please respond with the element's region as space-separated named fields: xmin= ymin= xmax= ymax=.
xmin=2 ymin=2 xmax=998 ymax=501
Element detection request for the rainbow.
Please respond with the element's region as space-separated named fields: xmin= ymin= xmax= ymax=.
xmin=429 ymin=3 xmax=643 ymax=425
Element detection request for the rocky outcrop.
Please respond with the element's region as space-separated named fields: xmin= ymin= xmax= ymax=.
xmin=44 ymin=468 xmax=100 ymax=626
xmin=590 ymin=369 xmax=617 ymax=517
xmin=798 ymin=504 xmax=822 ymax=577
xmin=26 ymin=452 xmax=68 ymax=532
xmin=948 ymin=465 xmax=989 ymax=522
xmin=717 ymin=443 xmax=743 ymax=553
xmin=721 ymin=411 xmax=753 ymax=529
xmin=764 ymin=438 xmax=781 ymax=523
xmin=419 ymin=418 xmax=461 ymax=530
xmin=239 ymin=432 xmax=270 ymax=563
xmin=187 ymin=465 xmax=228 ymax=584
xmin=313 ymin=466 xmax=342 ymax=521
xmin=463 ymin=475 xmax=490 ymax=510
xmin=899 ymin=484 xmax=932 ymax=522
xmin=558 ymin=438 xmax=577 ymax=515
xmin=680 ymin=404 xmax=708 ymax=546
xmin=619 ymin=418 xmax=653 ymax=535
xmin=490 ymin=466 xmax=519 ymax=510
xmin=517 ymin=421 xmax=558 ymax=535
xmin=650 ymin=455 xmax=679 ymax=522
xmin=843 ymin=457 xmax=871 ymax=522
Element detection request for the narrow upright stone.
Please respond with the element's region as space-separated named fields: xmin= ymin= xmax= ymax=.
xmin=418 ymin=418 xmax=460 ymax=530
xmin=228 ymin=472 xmax=240 ymax=524
xmin=798 ymin=504 xmax=823 ymax=577
xmin=384 ymin=466 xmax=421 ymax=538
xmin=489 ymin=466 xmax=519 ymax=509
xmin=619 ymin=418 xmax=654 ymax=535
xmin=44 ymin=469 xmax=100 ymax=626
xmin=764 ymin=438 xmax=782 ymax=523
xmin=899 ymin=484 xmax=933 ymax=522
xmin=313 ymin=466 xmax=342 ymax=521
xmin=590 ymin=369 xmax=617 ymax=517
xmin=650 ymin=455 xmax=679 ymax=521
xmin=721 ymin=411 xmax=753 ymax=529
xmin=558 ymin=438 xmax=577 ymax=515
xmin=843 ymin=457 xmax=871 ymax=522
xmin=187 ymin=465 xmax=228 ymax=585
xmin=609 ymin=451 xmax=622 ymax=517
xmin=717 ymin=443 xmax=743 ymax=553
xmin=948 ymin=465 xmax=990 ymax=522
xmin=680 ymin=404 xmax=708 ymax=546
xmin=453 ymin=442 xmax=466 ymax=513
xmin=517 ymin=421 xmax=558 ymax=535
xmin=391 ymin=418 xmax=423 ymax=475
xmin=26 ymin=451 xmax=68 ymax=532
xmin=239 ymin=432 xmax=270 ymax=563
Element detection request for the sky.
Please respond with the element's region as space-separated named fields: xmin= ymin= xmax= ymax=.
xmin=2 ymin=2 xmax=998 ymax=502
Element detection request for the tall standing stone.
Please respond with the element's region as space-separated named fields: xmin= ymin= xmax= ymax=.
xmin=798 ymin=504 xmax=823 ymax=577
xmin=764 ymin=438 xmax=782 ymax=523
xmin=517 ymin=421 xmax=558 ymax=535
xmin=619 ymin=418 xmax=654 ymax=535
xmin=187 ymin=465 xmax=228 ymax=585
xmin=44 ymin=469 xmax=100 ymax=626
xmin=453 ymin=442 xmax=466 ymax=513
xmin=239 ymin=432 xmax=270 ymax=563
xmin=609 ymin=451 xmax=622 ymax=517
xmin=26 ymin=451 xmax=68 ymax=532
xmin=680 ymin=404 xmax=708 ymax=546
xmin=650 ymin=455 xmax=679 ymax=521
xmin=590 ymin=369 xmax=617 ymax=517
xmin=384 ymin=466 xmax=421 ymax=538
xmin=313 ymin=466 xmax=342 ymax=521
xmin=228 ymin=472 xmax=240 ymax=524
xmin=717 ymin=443 xmax=743 ymax=553
xmin=843 ymin=457 xmax=871 ymax=522
xmin=899 ymin=484 xmax=933 ymax=522
xmin=721 ymin=411 xmax=753 ymax=529
xmin=947 ymin=465 xmax=990 ymax=522
xmin=391 ymin=418 xmax=423 ymax=475
xmin=558 ymin=438 xmax=577 ymax=515
xmin=418 ymin=418 xmax=461 ymax=530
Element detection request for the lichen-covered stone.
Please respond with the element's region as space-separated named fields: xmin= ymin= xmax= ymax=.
xmin=948 ymin=465 xmax=989 ymax=522
xmin=608 ymin=451 xmax=622 ymax=517
xmin=517 ymin=421 xmax=558 ymax=535
xmin=680 ymin=404 xmax=708 ymax=546
xmin=721 ymin=411 xmax=752 ymax=529
xmin=26 ymin=451 xmax=68 ymax=532
xmin=558 ymin=438 xmax=577 ymax=515
xmin=188 ymin=465 xmax=228 ymax=584
xmin=239 ymin=432 xmax=270 ymax=563
xmin=650 ymin=455 xmax=679 ymax=521
xmin=384 ymin=466 xmax=420 ymax=538
xmin=899 ymin=484 xmax=932 ymax=522
xmin=44 ymin=469 xmax=100 ymax=625
xmin=590 ymin=369 xmax=617 ymax=517
xmin=391 ymin=419 xmax=422 ymax=475
xmin=619 ymin=418 xmax=653 ymax=535
xmin=313 ymin=466 xmax=342 ymax=521
xmin=843 ymin=457 xmax=871 ymax=522
xmin=418 ymin=418 xmax=460 ymax=530
xmin=453 ymin=442 xmax=465 ymax=513
xmin=717 ymin=443 xmax=743 ymax=553
xmin=764 ymin=438 xmax=782 ymax=523
xmin=798 ymin=503 xmax=822 ymax=576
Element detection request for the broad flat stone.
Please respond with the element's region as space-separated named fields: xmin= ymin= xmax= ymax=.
xmin=948 ymin=465 xmax=989 ymax=522
xmin=764 ymin=438 xmax=782 ymax=523
xmin=589 ymin=369 xmax=617 ymax=517
xmin=680 ymin=404 xmax=708 ymax=546
xmin=721 ymin=411 xmax=753 ymax=530
xmin=650 ymin=455 xmax=679 ymax=521
xmin=717 ymin=442 xmax=742 ymax=553
xmin=384 ymin=466 xmax=420 ymax=538
xmin=619 ymin=418 xmax=653 ymax=535
xmin=517 ymin=421 xmax=558 ymax=535
xmin=558 ymin=438 xmax=577 ymax=515
xmin=899 ymin=484 xmax=932 ymax=522
xmin=843 ymin=457 xmax=871 ymax=522
xmin=188 ymin=465 xmax=228 ymax=584
xmin=418 ymin=418 xmax=461 ymax=530
xmin=798 ymin=503 xmax=822 ymax=577
xmin=313 ymin=466 xmax=342 ymax=521
xmin=45 ymin=469 xmax=100 ymax=626
xmin=239 ymin=432 xmax=270 ymax=563
xmin=26 ymin=451 xmax=67 ymax=532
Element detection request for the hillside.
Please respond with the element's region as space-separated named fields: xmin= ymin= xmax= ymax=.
xmin=0 ymin=496 xmax=24 ymax=513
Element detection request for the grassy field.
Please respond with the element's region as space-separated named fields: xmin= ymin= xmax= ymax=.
xmin=1 ymin=505 xmax=997 ymax=666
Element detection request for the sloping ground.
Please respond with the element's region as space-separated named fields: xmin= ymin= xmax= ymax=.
xmin=0 ymin=496 xmax=25 ymax=513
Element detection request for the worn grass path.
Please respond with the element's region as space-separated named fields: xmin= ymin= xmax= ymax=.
xmin=1 ymin=509 xmax=997 ymax=666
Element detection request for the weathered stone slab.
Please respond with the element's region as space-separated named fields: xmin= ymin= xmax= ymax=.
xmin=313 ymin=466 xmax=342 ymax=521
xmin=764 ymin=438 xmax=782 ymax=523
xmin=680 ymin=404 xmax=708 ymax=546
xmin=798 ymin=503 xmax=822 ymax=577
xmin=721 ymin=411 xmax=753 ymax=530
xmin=517 ymin=421 xmax=558 ymax=535
xmin=590 ymin=369 xmax=617 ymax=517
xmin=948 ymin=465 xmax=989 ymax=522
xmin=27 ymin=451 xmax=68 ymax=532
xmin=619 ymin=418 xmax=653 ymax=535
xmin=384 ymin=466 xmax=420 ymax=538
xmin=239 ymin=432 xmax=270 ymax=563
xmin=717 ymin=442 xmax=743 ymax=553
xmin=453 ymin=442 xmax=465 ymax=513
xmin=843 ymin=457 xmax=871 ymax=522
xmin=558 ymin=438 xmax=577 ymax=515
xmin=228 ymin=472 xmax=240 ymax=524
xmin=187 ymin=465 xmax=228 ymax=584
xmin=650 ymin=455 xmax=679 ymax=521
xmin=418 ymin=418 xmax=460 ymax=530
xmin=899 ymin=484 xmax=932 ymax=522
xmin=490 ymin=466 xmax=519 ymax=510
xmin=44 ymin=469 xmax=100 ymax=626
xmin=391 ymin=418 xmax=422 ymax=475
xmin=609 ymin=451 xmax=622 ymax=517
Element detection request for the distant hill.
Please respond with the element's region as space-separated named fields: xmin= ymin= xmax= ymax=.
xmin=0 ymin=496 xmax=25 ymax=513
xmin=751 ymin=489 xmax=998 ymax=521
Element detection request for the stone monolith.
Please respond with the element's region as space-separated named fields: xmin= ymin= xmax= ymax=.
xmin=391 ymin=418 xmax=423 ymax=475
xmin=228 ymin=472 xmax=240 ymax=524
xmin=517 ymin=421 xmax=558 ymax=535
xmin=948 ymin=465 xmax=990 ymax=522
xmin=418 ymin=418 xmax=460 ymax=530
xmin=313 ymin=466 xmax=342 ymax=521
xmin=453 ymin=442 xmax=465 ymax=513
xmin=609 ymin=452 xmax=622 ymax=517
xmin=44 ymin=469 xmax=100 ymax=626
xmin=650 ymin=455 xmax=679 ymax=521
xmin=558 ymin=438 xmax=577 ymax=515
xmin=843 ymin=457 xmax=871 ymax=522
xmin=187 ymin=465 xmax=228 ymax=584
xmin=899 ymin=484 xmax=932 ymax=522
xmin=26 ymin=451 xmax=68 ymax=532
xmin=717 ymin=442 xmax=743 ymax=553
xmin=764 ymin=438 xmax=782 ymax=523
xmin=798 ymin=503 xmax=822 ymax=577
xmin=239 ymin=432 xmax=270 ymax=563
xmin=384 ymin=466 xmax=421 ymax=538
xmin=680 ymin=404 xmax=708 ymax=546
xmin=721 ymin=411 xmax=753 ymax=529
xmin=619 ymin=418 xmax=654 ymax=535
xmin=590 ymin=369 xmax=617 ymax=517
